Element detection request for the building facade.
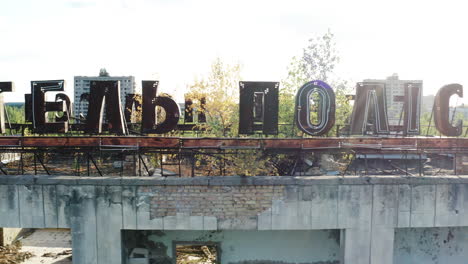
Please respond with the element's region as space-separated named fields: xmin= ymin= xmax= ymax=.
xmin=364 ymin=73 xmax=423 ymax=126
xmin=2 ymin=175 xmax=468 ymax=264
xmin=73 ymin=69 xmax=136 ymax=120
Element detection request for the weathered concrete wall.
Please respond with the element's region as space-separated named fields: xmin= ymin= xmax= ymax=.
xmin=1 ymin=175 xmax=468 ymax=264
xmin=394 ymin=227 xmax=468 ymax=264
xmin=122 ymin=230 xmax=340 ymax=264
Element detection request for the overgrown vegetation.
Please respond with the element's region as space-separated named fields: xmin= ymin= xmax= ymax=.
xmin=280 ymin=30 xmax=352 ymax=137
xmin=5 ymin=105 xmax=25 ymax=124
xmin=174 ymin=31 xmax=353 ymax=175
xmin=185 ymin=58 xmax=241 ymax=137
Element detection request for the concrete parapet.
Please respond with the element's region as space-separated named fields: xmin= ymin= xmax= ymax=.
xmin=0 ymin=175 xmax=468 ymax=264
xmin=2 ymin=174 xmax=468 ymax=186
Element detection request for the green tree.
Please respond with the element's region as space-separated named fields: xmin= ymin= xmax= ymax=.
xmin=419 ymin=111 xmax=439 ymax=136
xmin=185 ymin=58 xmax=278 ymax=176
xmin=5 ymin=105 xmax=25 ymax=124
xmin=186 ymin=58 xmax=241 ymax=137
xmin=280 ymin=30 xmax=352 ymax=137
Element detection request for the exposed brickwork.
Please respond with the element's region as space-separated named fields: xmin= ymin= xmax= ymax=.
xmin=142 ymin=185 xmax=285 ymax=219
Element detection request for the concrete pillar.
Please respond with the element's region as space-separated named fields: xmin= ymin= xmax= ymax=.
xmin=70 ymin=186 xmax=123 ymax=264
xmin=369 ymin=185 xmax=397 ymax=264
xmin=96 ymin=186 xmax=123 ymax=264
xmin=370 ymin=227 xmax=394 ymax=264
xmin=342 ymin=228 xmax=371 ymax=264
xmin=342 ymin=227 xmax=395 ymax=264
xmin=70 ymin=186 xmax=98 ymax=264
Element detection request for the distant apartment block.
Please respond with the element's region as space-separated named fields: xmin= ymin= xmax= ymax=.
xmin=364 ymin=73 xmax=423 ymax=126
xmin=73 ymin=69 xmax=136 ymax=120
xmin=449 ymin=106 xmax=468 ymax=121
xmin=422 ymin=94 xmax=435 ymax=114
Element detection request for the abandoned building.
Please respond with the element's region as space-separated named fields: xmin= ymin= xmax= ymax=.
xmin=0 ymin=136 xmax=468 ymax=264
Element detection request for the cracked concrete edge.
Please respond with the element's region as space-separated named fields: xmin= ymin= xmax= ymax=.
xmin=1 ymin=175 xmax=468 ymax=186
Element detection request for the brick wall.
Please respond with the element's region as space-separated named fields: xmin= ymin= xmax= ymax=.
xmin=141 ymin=185 xmax=285 ymax=220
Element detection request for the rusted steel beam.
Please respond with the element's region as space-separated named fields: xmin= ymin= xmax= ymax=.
xmin=416 ymin=137 xmax=465 ymax=149
xmin=101 ymin=137 xmax=179 ymax=148
xmin=20 ymin=137 xmax=100 ymax=147
xmin=0 ymin=137 xmax=21 ymax=146
xmin=182 ymin=138 xmax=263 ymax=149
xmin=0 ymin=136 xmax=466 ymax=152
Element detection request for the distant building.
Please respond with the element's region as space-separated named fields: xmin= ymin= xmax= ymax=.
xmin=4 ymin=102 xmax=24 ymax=108
xmin=73 ymin=69 xmax=136 ymax=120
xmin=364 ymin=73 xmax=423 ymax=126
xmin=449 ymin=105 xmax=468 ymax=121
xmin=422 ymin=95 xmax=435 ymax=114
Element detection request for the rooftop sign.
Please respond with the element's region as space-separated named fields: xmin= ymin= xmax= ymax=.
xmin=0 ymin=79 xmax=463 ymax=137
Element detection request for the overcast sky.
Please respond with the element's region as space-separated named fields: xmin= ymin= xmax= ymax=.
xmin=1 ymin=0 xmax=467 ymax=104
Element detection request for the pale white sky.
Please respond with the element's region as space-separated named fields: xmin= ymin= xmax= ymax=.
xmin=1 ymin=0 xmax=467 ymax=104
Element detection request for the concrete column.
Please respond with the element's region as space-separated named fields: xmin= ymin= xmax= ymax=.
xmin=342 ymin=228 xmax=371 ymax=264
xmin=96 ymin=186 xmax=123 ymax=264
xmin=369 ymin=185 xmax=397 ymax=264
xmin=342 ymin=227 xmax=395 ymax=264
xmin=370 ymin=227 xmax=394 ymax=264
xmin=69 ymin=186 xmax=98 ymax=264
xmin=0 ymin=185 xmax=20 ymax=228
xmin=70 ymin=186 xmax=124 ymax=264
xmin=341 ymin=184 xmax=397 ymax=264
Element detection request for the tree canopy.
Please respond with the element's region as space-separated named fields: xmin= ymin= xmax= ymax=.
xmin=280 ymin=30 xmax=352 ymax=137
xmin=185 ymin=58 xmax=241 ymax=137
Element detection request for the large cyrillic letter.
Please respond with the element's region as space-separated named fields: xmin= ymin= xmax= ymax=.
xmin=239 ymin=81 xmax=279 ymax=135
xmin=85 ymin=80 xmax=127 ymax=134
xmin=434 ymin=84 xmax=463 ymax=136
xmin=29 ymin=80 xmax=69 ymax=133
xmin=295 ymin=80 xmax=335 ymax=136
xmin=402 ymin=83 xmax=422 ymax=135
xmin=349 ymin=82 xmax=389 ymax=134
xmin=141 ymin=81 xmax=180 ymax=134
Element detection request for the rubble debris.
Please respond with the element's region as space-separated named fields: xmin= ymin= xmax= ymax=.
xmin=0 ymin=242 xmax=34 ymax=264
xmin=176 ymin=244 xmax=218 ymax=264
xmin=318 ymin=154 xmax=341 ymax=171
xmin=41 ymin=249 xmax=72 ymax=258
